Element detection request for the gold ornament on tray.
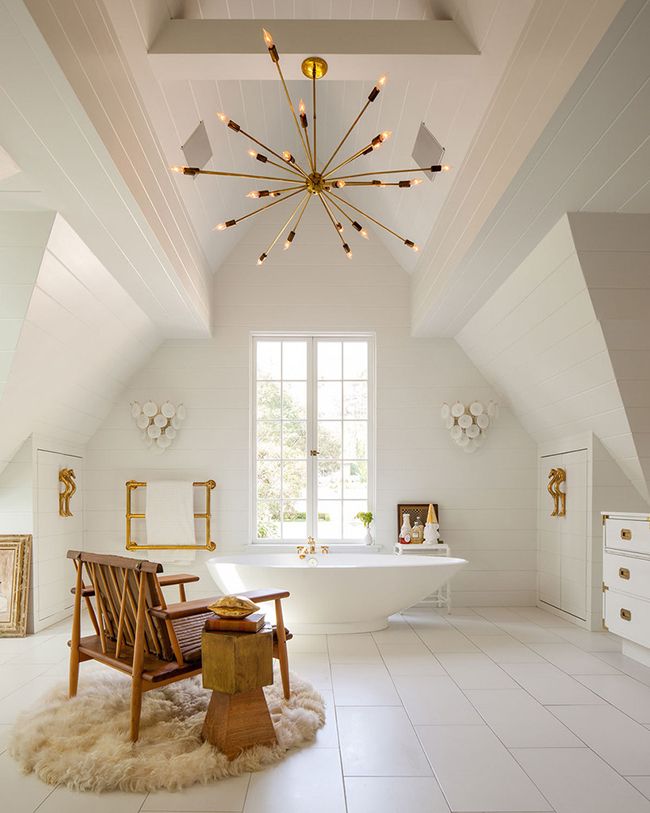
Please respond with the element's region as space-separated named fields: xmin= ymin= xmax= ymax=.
xmin=208 ymin=595 xmax=260 ymax=619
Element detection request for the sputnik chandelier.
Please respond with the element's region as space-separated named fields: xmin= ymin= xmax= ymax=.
xmin=172 ymin=28 xmax=451 ymax=264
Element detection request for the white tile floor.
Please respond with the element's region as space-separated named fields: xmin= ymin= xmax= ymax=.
xmin=3 ymin=605 xmax=650 ymax=812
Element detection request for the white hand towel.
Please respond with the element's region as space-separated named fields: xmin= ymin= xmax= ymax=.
xmin=145 ymin=481 xmax=196 ymax=564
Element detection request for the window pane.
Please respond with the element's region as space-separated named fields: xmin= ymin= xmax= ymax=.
xmin=343 ymin=421 xmax=367 ymax=460
xmin=257 ymin=381 xmax=281 ymax=420
xmin=318 ymin=382 xmax=342 ymax=419
xmin=283 ymin=460 xmax=307 ymax=500
xmin=318 ymin=460 xmax=342 ymax=498
xmin=282 ymin=421 xmax=307 ymax=459
xmin=318 ymin=420 xmax=342 ymax=459
xmin=282 ymin=500 xmax=307 ymax=539
xmin=282 ymin=341 xmax=307 ymax=380
xmin=344 ymin=342 xmax=368 ymax=380
xmin=344 ymin=461 xmax=368 ymax=499
xmin=343 ymin=501 xmax=367 ymax=539
xmin=257 ymin=341 xmax=281 ymax=380
xmin=317 ymin=341 xmax=342 ymax=379
xmin=257 ymin=460 xmax=281 ymax=500
xmin=257 ymin=500 xmax=280 ymax=538
xmin=282 ymin=381 xmax=306 ymax=420
xmin=344 ymin=381 xmax=367 ymax=418
xmin=257 ymin=422 xmax=281 ymax=459
xmin=318 ymin=500 xmax=342 ymax=539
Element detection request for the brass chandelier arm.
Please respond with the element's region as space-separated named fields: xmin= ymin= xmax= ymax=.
xmin=272 ymin=58 xmax=314 ymax=173
xmin=258 ymin=192 xmax=311 ymax=263
xmin=324 ymin=190 xmax=411 ymax=244
xmin=220 ymin=188 xmax=304 ymax=228
xmin=290 ymin=193 xmax=312 ymax=234
xmin=179 ymin=167 xmax=300 ymax=183
xmin=325 ymin=138 xmax=380 ymax=179
xmin=327 ymin=165 xmax=446 ymax=182
xmin=236 ymin=126 xmax=308 ymax=179
xmin=316 ymin=193 xmax=347 ymax=248
xmin=312 ymin=67 xmax=317 ymax=170
xmin=321 ymin=191 xmax=359 ymax=228
xmin=320 ymin=99 xmax=371 ymax=176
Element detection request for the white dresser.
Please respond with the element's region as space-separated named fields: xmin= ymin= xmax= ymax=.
xmin=603 ymin=512 xmax=650 ymax=665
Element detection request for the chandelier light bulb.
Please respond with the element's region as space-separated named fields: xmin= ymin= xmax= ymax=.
xmin=170 ymin=165 xmax=183 ymax=173
xmin=442 ymin=164 xmax=451 ymax=172
xmin=332 ymin=180 xmax=346 ymax=188
xmin=215 ymin=222 xmax=226 ymax=231
xmin=269 ymin=190 xmax=282 ymax=197
xmin=246 ymin=190 xmax=260 ymax=198
xmin=343 ymin=243 xmax=352 ymax=258
xmin=217 ymin=112 xmax=228 ymax=124
xmin=360 ymin=229 xmax=369 ymax=239
xmin=335 ymin=222 xmax=343 ymax=232
xmin=262 ymin=28 xmax=274 ymax=48
xmin=284 ymin=230 xmax=296 ymax=250
xmin=282 ymin=151 xmax=295 ymax=163
xmin=257 ymin=253 xmax=267 ymax=265
xmin=299 ymin=99 xmax=308 ymax=128
xmin=377 ymin=75 xmax=387 ymax=88
xmin=248 ymin=149 xmax=256 ymax=158
xmin=412 ymin=178 xmax=423 ymax=185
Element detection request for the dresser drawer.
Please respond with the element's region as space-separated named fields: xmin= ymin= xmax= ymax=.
xmin=604 ymin=591 xmax=650 ymax=647
xmin=605 ymin=516 xmax=650 ymax=555
xmin=604 ymin=551 xmax=650 ymax=600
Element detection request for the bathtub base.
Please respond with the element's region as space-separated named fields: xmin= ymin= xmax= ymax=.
xmin=289 ymin=618 xmax=388 ymax=635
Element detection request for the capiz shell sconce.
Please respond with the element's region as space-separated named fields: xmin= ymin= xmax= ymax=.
xmin=130 ymin=401 xmax=186 ymax=451
xmin=441 ymin=401 xmax=498 ymax=453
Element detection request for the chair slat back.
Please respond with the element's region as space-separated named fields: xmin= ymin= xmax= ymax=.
xmin=67 ymin=551 xmax=175 ymax=662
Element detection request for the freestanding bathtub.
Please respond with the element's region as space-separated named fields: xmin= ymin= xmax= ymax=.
xmin=207 ymin=553 xmax=467 ymax=633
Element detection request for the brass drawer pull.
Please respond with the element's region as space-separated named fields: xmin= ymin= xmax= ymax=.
xmin=620 ymin=608 xmax=632 ymax=621
xmin=621 ymin=528 xmax=632 ymax=541
xmin=619 ymin=567 xmax=630 ymax=580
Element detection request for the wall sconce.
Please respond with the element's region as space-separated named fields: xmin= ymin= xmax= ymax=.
xmin=131 ymin=401 xmax=186 ymax=451
xmin=441 ymin=401 xmax=498 ymax=453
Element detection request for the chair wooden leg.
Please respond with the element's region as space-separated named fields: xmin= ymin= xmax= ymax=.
xmin=69 ymin=559 xmax=83 ymax=698
xmin=69 ymin=647 xmax=80 ymax=698
xmin=274 ymin=598 xmax=290 ymax=700
xmin=130 ymin=677 xmax=143 ymax=742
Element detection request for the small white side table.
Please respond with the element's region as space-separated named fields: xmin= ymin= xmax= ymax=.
xmin=394 ymin=542 xmax=452 ymax=613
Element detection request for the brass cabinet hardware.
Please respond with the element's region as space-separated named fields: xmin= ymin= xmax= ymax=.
xmin=547 ymin=467 xmax=567 ymax=517
xmin=620 ymin=608 xmax=632 ymax=621
xmin=602 ymin=582 xmax=609 ymax=593
xmin=309 ymin=449 xmax=320 ymax=456
xmin=618 ymin=567 xmax=631 ymax=580
xmin=621 ymin=528 xmax=632 ymax=541
xmin=58 ymin=468 xmax=76 ymax=517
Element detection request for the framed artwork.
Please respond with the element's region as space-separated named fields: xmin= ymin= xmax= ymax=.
xmin=397 ymin=504 xmax=438 ymax=538
xmin=0 ymin=535 xmax=32 ymax=637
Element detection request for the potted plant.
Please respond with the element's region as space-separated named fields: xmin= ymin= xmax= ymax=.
xmin=355 ymin=511 xmax=374 ymax=546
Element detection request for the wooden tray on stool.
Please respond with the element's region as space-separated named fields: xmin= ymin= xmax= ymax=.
xmin=204 ymin=612 xmax=266 ymax=633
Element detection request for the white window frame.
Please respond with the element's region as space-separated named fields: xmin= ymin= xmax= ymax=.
xmin=250 ymin=332 xmax=375 ymax=546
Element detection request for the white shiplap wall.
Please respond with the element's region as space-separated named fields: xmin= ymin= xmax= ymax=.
xmin=457 ymin=214 xmax=649 ymax=502
xmin=0 ymin=214 xmax=161 ymax=478
xmin=85 ymin=205 xmax=537 ymax=606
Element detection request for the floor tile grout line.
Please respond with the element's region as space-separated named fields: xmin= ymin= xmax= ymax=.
xmin=325 ymin=629 xmax=350 ymax=813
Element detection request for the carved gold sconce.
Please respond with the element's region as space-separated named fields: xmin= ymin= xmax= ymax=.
xmin=58 ymin=468 xmax=76 ymax=517
xmin=547 ymin=467 xmax=566 ymax=517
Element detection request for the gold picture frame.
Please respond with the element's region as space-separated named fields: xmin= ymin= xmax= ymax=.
xmin=0 ymin=535 xmax=32 ymax=637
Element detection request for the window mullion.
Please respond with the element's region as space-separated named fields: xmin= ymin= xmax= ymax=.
xmin=307 ymin=337 xmax=317 ymax=540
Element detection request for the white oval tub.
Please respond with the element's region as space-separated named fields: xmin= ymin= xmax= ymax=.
xmin=206 ymin=553 xmax=467 ymax=633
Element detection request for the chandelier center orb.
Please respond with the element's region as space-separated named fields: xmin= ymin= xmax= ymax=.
xmin=301 ymin=56 xmax=328 ymax=79
xmin=307 ymin=172 xmax=326 ymax=194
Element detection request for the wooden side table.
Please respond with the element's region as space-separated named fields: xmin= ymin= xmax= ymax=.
xmin=201 ymin=628 xmax=277 ymax=759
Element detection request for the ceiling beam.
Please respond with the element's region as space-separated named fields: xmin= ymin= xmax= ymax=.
xmin=148 ymin=19 xmax=479 ymax=81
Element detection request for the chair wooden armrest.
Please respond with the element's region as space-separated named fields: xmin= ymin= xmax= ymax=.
xmin=158 ymin=572 xmax=200 ymax=601
xmin=238 ymin=588 xmax=290 ymax=603
xmin=150 ymin=596 xmax=219 ymax=620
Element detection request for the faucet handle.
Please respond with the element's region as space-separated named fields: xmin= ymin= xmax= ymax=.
xmin=320 ymin=545 xmax=329 ymax=554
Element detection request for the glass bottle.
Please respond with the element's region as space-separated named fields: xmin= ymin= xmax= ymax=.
xmin=411 ymin=516 xmax=424 ymax=544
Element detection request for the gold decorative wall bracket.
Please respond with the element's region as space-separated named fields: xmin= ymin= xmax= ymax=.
xmin=125 ymin=480 xmax=216 ymax=551
xmin=58 ymin=468 xmax=76 ymax=517
xmin=547 ymin=468 xmax=566 ymax=517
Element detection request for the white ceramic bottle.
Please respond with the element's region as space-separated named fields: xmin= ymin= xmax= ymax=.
xmin=399 ymin=513 xmax=412 ymax=544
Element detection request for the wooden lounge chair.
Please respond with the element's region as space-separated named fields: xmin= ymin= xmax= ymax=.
xmin=67 ymin=550 xmax=291 ymax=741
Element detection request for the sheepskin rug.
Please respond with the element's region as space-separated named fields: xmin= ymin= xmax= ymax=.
xmin=9 ymin=666 xmax=325 ymax=793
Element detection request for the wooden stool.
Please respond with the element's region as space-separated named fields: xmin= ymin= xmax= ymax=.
xmin=201 ymin=628 xmax=277 ymax=759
